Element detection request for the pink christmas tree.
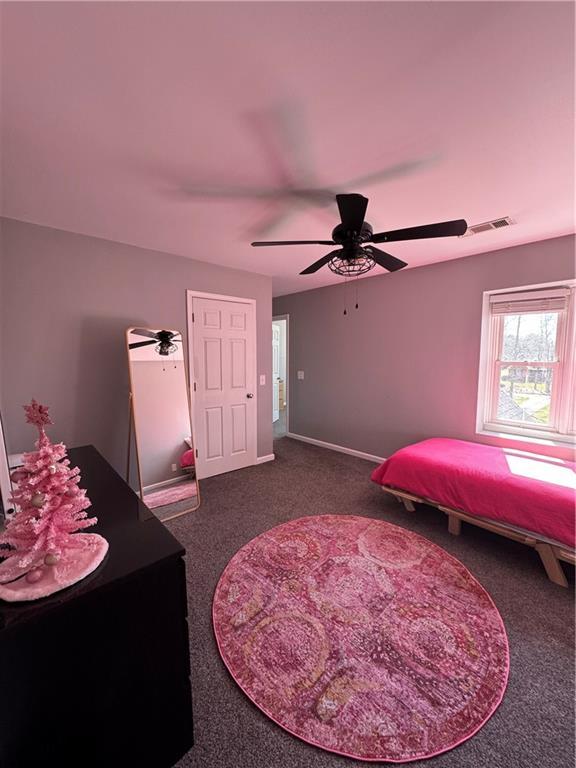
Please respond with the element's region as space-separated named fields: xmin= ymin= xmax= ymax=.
xmin=0 ymin=400 xmax=108 ymax=601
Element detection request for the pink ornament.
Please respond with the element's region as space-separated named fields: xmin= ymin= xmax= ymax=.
xmin=31 ymin=493 xmax=45 ymax=508
xmin=10 ymin=469 xmax=29 ymax=483
xmin=26 ymin=568 xmax=43 ymax=584
xmin=44 ymin=553 xmax=59 ymax=566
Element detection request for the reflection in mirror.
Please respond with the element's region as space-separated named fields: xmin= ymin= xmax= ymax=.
xmin=0 ymin=412 xmax=13 ymax=527
xmin=126 ymin=327 xmax=200 ymax=521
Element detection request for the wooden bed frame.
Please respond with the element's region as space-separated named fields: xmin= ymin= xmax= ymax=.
xmin=381 ymin=486 xmax=576 ymax=587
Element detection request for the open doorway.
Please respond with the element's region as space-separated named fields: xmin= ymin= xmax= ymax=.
xmin=272 ymin=315 xmax=289 ymax=438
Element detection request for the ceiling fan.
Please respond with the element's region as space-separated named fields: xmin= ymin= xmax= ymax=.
xmin=251 ymin=194 xmax=468 ymax=276
xmin=167 ymin=103 xmax=439 ymax=237
xmin=129 ymin=329 xmax=182 ymax=356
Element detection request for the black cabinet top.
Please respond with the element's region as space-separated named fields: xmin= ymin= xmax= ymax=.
xmin=0 ymin=445 xmax=185 ymax=629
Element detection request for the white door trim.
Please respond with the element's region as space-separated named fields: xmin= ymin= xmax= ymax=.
xmin=272 ymin=323 xmax=280 ymax=422
xmin=272 ymin=313 xmax=290 ymax=434
xmin=186 ymin=290 xmax=258 ymax=477
xmin=186 ymin=289 xmax=258 ymax=303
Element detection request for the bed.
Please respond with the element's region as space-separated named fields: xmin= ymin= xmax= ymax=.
xmin=371 ymin=438 xmax=576 ymax=586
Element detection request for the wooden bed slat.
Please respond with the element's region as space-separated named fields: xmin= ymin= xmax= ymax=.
xmin=381 ymin=486 xmax=575 ymax=587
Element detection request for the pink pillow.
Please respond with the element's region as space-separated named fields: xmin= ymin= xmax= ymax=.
xmin=180 ymin=448 xmax=195 ymax=468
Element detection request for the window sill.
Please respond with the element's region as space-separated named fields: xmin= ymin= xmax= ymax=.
xmin=477 ymin=427 xmax=575 ymax=449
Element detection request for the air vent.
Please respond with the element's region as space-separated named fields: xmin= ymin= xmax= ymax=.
xmin=460 ymin=216 xmax=515 ymax=237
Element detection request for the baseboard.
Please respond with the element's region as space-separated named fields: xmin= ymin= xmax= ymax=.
xmin=143 ymin=475 xmax=188 ymax=493
xmin=256 ymin=454 xmax=275 ymax=465
xmin=285 ymin=432 xmax=385 ymax=464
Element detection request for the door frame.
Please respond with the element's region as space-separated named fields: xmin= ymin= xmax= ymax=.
xmin=272 ymin=313 xmax=290 ymax=434
xmin=186 ymin=290 xmax=258 ymax=477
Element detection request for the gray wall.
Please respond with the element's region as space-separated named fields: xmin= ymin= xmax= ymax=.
xmin=273 ymin=235 xmax=575 ymax=460
xmin=0 ymin=218 xmax=273 ymax=474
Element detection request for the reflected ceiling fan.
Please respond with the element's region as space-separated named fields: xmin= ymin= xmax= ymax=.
xmin=251 ymin=194 xmax=468 ymax=276
xmin=129 ymin=329 xmax=182 ymax=356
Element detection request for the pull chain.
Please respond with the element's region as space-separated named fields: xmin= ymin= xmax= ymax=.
xmin=343 ymin=276 xmax=361 ymax=314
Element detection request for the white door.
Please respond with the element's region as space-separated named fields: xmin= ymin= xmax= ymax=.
xmin=272 ymin=324 xmax=280 ymax=422
xmin=191 ymin=296 xmax=257 ymax=479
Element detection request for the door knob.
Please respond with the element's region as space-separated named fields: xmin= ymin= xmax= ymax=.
xmin=246 ymin=393 xmax=254 ymax=399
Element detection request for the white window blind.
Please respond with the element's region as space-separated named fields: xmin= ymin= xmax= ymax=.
xmin=489 ymin=287 xmax=571 ymax=315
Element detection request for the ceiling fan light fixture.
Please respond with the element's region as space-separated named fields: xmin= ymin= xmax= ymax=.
xmin=328 ymin=251 xmax=375 ymax=276
xmin=156 ymin=340 xmax=178 ymax=356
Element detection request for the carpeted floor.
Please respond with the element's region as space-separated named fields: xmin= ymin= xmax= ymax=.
xmin=167 ymin=437 xmax=575 ymax=768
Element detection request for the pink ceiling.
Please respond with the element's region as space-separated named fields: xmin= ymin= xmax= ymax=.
xmin=1 ymin=2 xmax=574 ymax=296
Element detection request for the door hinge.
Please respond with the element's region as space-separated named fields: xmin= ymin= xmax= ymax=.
xmin=195 ymin=448 xmax=198 ymax=458
xmin=192 ymin=312 xmax=195 ymax=322
xmin=193 ymin=382 xmax=196 ymax=392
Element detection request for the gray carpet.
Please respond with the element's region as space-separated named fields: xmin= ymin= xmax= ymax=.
xmin=167 ymin=437 xmax=575 ymax=768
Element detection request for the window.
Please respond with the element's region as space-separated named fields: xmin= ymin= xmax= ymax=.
xmin=478 ymin=283 xmax=576 ymax=443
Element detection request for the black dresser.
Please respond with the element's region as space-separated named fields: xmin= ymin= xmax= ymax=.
xmin=0 ymin=445 xmax=194 ymax=768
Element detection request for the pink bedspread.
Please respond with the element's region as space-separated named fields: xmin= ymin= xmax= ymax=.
xmin=371 ymin=438 xmax=576 ymax=549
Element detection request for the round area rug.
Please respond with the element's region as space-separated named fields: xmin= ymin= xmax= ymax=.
xmin=212 ymin=515 xmax=509 ymax=762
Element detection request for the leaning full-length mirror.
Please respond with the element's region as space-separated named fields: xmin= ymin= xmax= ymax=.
xmin=0 ymin=411 xmax=13 ymax=526
xmin=126 ymin=327 xmax=200 ymax=521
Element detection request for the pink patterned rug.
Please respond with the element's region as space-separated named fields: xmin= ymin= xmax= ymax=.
xmin=143 ymin=480 xmax=197 ymax=509
xmin=213 ymin=515 xmax=509 ymax=762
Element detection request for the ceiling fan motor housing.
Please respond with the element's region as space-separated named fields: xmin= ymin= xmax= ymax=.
xmin=331 ymin=222 xmax=373 ymax=245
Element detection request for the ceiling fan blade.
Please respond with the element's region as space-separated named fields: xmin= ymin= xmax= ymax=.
xmin=341 ymin=155 xmax=440 ymax=190
xmin=364 ymin=246 xmax=407 ymax=273
xmin=300 ymin=249 xmax=342 ymax=275
xmin=173 ymin=184 xmax=291 ymax=200
xmin=267 ymin=103 xmax=315 ymax=186
xmin=131 ymin=328 xmax=158 ymax=340
xmin=247 ymin=201 xmax=297 ymax=238
xmin=371 ymin=219 xmax=468 ymax=243
xmin=336 ymin=194 xmax=368 ymax=233
xmin=129 ymin=340 xmax=157 ymax=349
xmin=251 ymin=240 xmax=334 ymax=247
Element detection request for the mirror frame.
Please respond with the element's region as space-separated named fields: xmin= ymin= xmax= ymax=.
xmin=125 ymin=326 xmax=200 ymax=520
xmin=0 ymin=411 xmax=12 ymax=521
